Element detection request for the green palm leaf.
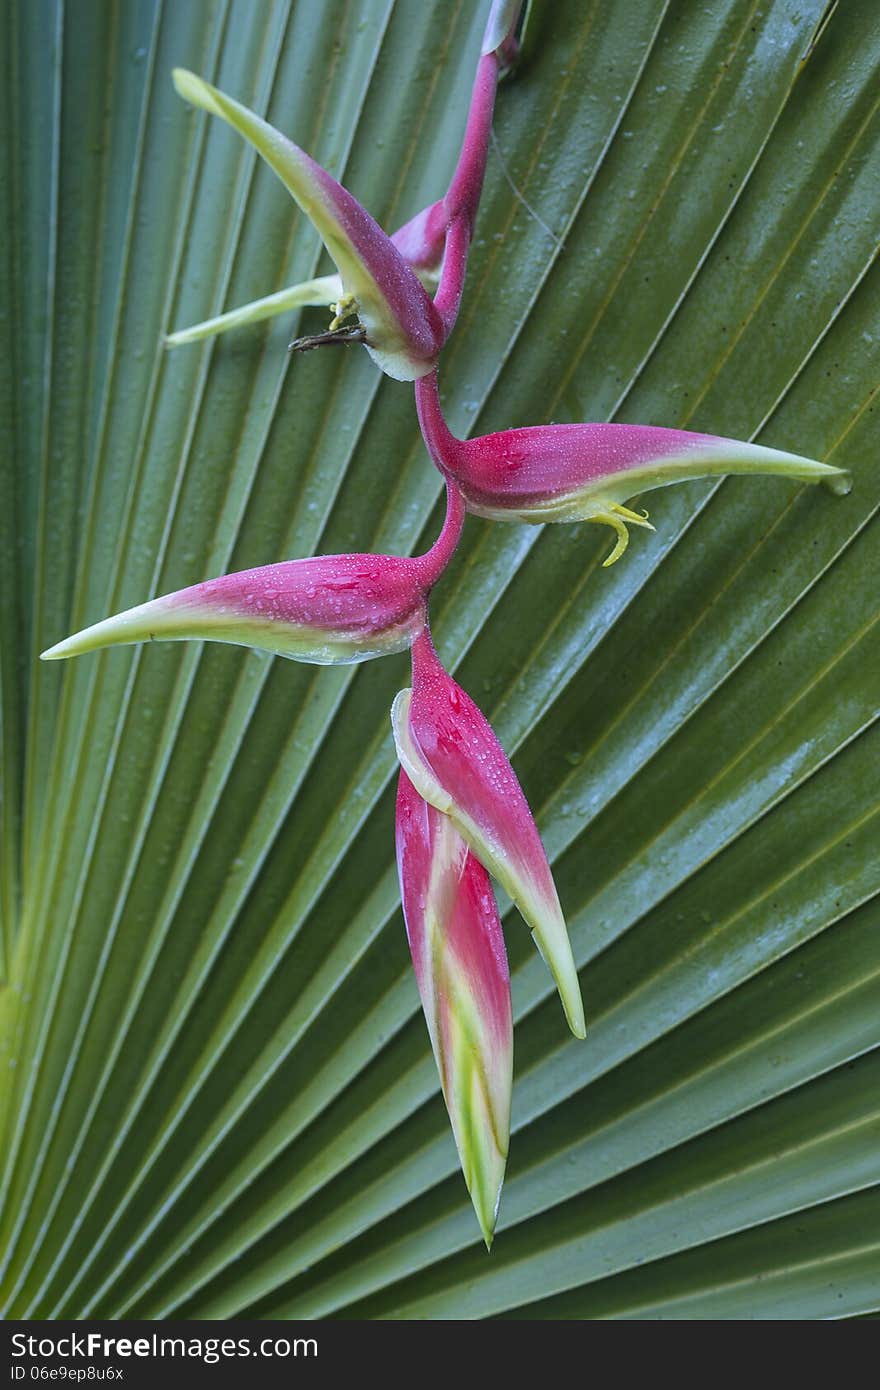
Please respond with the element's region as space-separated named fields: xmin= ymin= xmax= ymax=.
xmin=1 ymin=0 xmax=877 ymax=1319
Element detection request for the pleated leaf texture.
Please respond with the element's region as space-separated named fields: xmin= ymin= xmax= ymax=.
xmin=2 ymin=0 xmax=879 ymax=1320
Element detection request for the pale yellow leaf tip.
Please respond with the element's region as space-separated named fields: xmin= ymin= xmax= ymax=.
xmin=824 ymin=467 xmax=852 ymax=497
xmin=172 ymin=68 xmax=222 ymax=117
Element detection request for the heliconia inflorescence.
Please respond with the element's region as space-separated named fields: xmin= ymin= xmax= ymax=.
xmin=43 ymin=0 xmax=851 ymax=1246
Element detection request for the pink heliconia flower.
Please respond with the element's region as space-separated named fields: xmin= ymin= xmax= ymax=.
xmin=168 ymin=2 xmax=523 ymax=355
xmin=165 ymin=210 xmax=449 ymax=350
xmin=391 ymin=628 xmax=585 ymax=1039
xmin=396 ymin=770 xmax=512 ymax=1247
xmin=171 ymin=70 xmax=445 ymax=381
xmin=41 ymin=486 xmax=466 ymax=665
xmin=164 ymin=210 xmax=449 ymax=352
xmin=416 ymin=371 xmax=851 ymax=564
xmin=40 ymin=555 xmax=425 ymax=665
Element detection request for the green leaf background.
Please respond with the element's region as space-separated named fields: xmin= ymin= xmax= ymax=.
xmin=1 ymin=0 xmax=878 ymax=1319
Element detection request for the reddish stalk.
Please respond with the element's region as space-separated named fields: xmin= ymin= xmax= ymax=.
xmin=412 ymin=479 xmax=466 ymax=591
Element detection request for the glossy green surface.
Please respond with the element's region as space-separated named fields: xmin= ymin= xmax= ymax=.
xmin=1 ymin=0 xmax=877 ymax=1319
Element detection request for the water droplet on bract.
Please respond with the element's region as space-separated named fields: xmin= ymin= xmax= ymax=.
xmin=448 ymin=687 xmax=460 ymax=711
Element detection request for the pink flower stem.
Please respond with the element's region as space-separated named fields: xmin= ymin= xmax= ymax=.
xmin=444 ymin=54 xmax=499 ymax=231
xmin=414 ymin=368 xmax=465 ymax=477
xmin=433 ymin=52 xmax=501 ymax=338
xmin=433 ymin=214 xmax=473 ymax=337
xmin=409 ymin=621 xmax=440 ymax=681
xmin=413 ymin=478 xmax=466 ymax=591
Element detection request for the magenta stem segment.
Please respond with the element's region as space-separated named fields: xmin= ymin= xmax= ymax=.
xmin=415 ymin=369 xmax=465 ymax=476
xmin=444 ymin=54 xmax=499 ymax=233
xmin=413 ymin=480 xmax=466 ymax=590
xmin=409 ymin=623 xmax=440 ymax=683
xmin=433 ymin=216 xmax=474 ymax=337
xmin=431 ymin=50 xmax=503 ymax=340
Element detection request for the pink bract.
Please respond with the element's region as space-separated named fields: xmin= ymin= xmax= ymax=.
xmin=396 ymin=771 xmax=512 ymax=1246
xmin=391 ymin=629 xmax=585 ymax=1038
xmin=42 ymin=486 xmax=466 ymax=666
xmin=41 ymin=554 xmax=428 ymax=665
xmin=415 ymin=371 xmax=850 ymax=562
xmin=172 ymin=69 xmax=444 ymax=381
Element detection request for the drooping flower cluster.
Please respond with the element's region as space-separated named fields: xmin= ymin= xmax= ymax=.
xmin=43 ymin=0 xmax=849 ymax=1246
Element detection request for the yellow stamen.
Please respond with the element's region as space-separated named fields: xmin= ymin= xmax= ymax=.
xmin=328 ymin=291 xmax=358 ymax=331
xmin=588 ymin=503 xmax=655 ymax=567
